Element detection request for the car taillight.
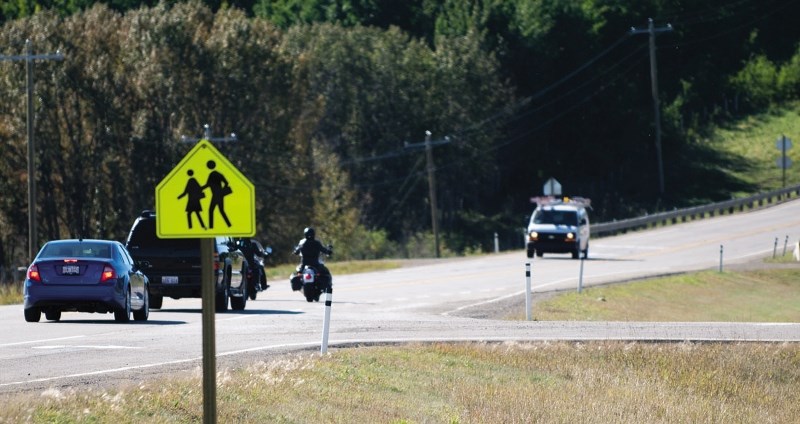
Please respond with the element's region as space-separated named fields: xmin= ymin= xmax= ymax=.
xmin=100 ymin=265 xmax=117 ymax=283
xmin=27 ymin=264 xmax=42 ymax=283
xmin=213 ymin=252 xmax=220 ymax=271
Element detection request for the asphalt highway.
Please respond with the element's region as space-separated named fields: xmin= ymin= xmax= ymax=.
xmin=2 ymin=199 xmax=799 ymax=395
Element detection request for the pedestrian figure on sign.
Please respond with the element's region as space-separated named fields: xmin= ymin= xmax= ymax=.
xmin=203 ymin=160 xmax=232 ymax=228
xmin=177 ymin=169 xmax=206 ymax=229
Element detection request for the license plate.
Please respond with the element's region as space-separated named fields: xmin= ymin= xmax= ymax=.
xmin=162 ymin=276 xmax=178 ymax=284
xmin=62 ymin=265 xmax=80 ymax=275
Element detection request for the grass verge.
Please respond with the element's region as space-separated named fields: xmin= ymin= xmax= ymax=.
xmin=1 ymin=342 xmax=797 ymax=423
xmin=511 ymin=267 xmax=800 ymax=322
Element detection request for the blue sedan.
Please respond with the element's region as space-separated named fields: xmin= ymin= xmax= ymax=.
xmin=24 ymin=239 xmax=150 ymax=322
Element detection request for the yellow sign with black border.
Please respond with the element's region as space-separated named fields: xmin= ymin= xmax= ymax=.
xmin=155 ymin=139 xmax=255 ymax=238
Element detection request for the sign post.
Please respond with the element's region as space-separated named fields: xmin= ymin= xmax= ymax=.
xmin=776 ymin=135 xmax=793 ymax=189
xmin=155 ymin=138 xmax=255 ymax=424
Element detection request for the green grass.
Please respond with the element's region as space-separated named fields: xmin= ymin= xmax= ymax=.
xmin=705 ymin=102 xmax=800 ymax=194
xmin=514 ymin=267 xmax=800 ymax=322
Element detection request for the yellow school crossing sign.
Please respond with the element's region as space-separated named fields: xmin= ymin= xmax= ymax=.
xmin=155 ymin=139 xmax=255 ymax=238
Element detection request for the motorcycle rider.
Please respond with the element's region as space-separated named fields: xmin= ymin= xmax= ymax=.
xmin=238 ymin=238 xmax=268 ymax=290
xmin=293 ymin=227 xmax=332 ymax=284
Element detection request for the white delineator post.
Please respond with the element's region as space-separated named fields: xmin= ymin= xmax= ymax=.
xmin=321 ymin=285 xmax=333 ymax=354
xmin=525 ymin=262 xmax=532 ymax=321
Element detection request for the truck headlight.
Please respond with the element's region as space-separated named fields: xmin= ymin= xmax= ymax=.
xmin=566 ymin=232 xmax=575 ymax=240
xmin=528 ymin=231 xmax=538 ymax=241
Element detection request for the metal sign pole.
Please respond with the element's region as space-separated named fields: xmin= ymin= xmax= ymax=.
xmin=201 ymin=238 xmax=216 ymax=424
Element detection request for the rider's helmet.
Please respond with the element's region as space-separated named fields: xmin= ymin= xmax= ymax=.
xmin=304 ymin=227 xmax=315 ymax=240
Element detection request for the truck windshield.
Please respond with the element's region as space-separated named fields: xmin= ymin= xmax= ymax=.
xmin=533 ymin=210 xmax=578 ymax=225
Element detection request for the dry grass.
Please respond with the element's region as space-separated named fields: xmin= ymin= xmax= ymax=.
xmin=1 ymin=342 xmax=798 ymax=423
xmin=0 ymin=281 xmax=22 ymax=305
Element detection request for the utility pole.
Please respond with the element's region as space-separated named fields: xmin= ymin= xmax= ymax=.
xmin=631 ymin=18 xmax=672 ymax=196
xmin=0 ymin=39 xmax=64 ymax=262
xmin=405 ymin=131 xmax=450 ymax=258
xmin=424 ymin=131 xmax=440 ymax=258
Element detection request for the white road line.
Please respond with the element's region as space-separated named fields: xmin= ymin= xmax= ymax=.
xmin=0 ymin=335 xmax=85 ymax=348
xmin=33 ymin=345 xmax=140 ymax=350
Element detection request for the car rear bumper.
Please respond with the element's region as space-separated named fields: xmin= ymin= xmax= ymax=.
xmin=24 ymin=282 xmax=123 ymax=311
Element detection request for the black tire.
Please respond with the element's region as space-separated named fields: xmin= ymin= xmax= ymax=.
xmin=526 ymin=250 xmax=534 ymax=258
xmin=535 ymin=250 xmax=543 ymax=257
xmin=215 ymin=286 xmax=229 ymax=312
xmin=231 ymin=286 xmax=247 ymax=311
xmin=133 ymin=288 xmax=149 ymax=321
xmin=572 ymin=248 xmax=580 ymax=259
xmin=150 ymin=292 xmax=163 ymax=309
xmin=115 ymin=288 xmax=132 ymax=322
xmin=24 ymin=308 xmax=41 ymax=322
xmin=45 ymin=310 xmax=62 ymax=321
xmin=248 ymin=270 xmax=257 ymax=300
xmin=305 ymin=294 xmax=315 ymax=302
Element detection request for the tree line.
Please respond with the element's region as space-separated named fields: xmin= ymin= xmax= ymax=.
xmin=1 ymin=0 xmax=799 ymax=268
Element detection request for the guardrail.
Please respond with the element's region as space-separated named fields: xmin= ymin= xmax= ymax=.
xmin=592 ymin=183 xmax=800 ymax=237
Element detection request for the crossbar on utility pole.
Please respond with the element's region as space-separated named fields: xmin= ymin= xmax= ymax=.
xmin=181 ymin=123 xmax=237 ymax=144
xmin=0 ymin=39 xmax=64 ymax=262
xmin=405 ymin=131 xmax=451 ymax=258
xmin=631 ymin=18 xmax=672 ymax=196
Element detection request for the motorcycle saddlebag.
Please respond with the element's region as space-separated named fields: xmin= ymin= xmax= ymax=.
xmin=290 ymin=275 xmax=303 ymax=291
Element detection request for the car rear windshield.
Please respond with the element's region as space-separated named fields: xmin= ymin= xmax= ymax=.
xmin=40 ymin=242 xmax=112 ymax=258
xmin=127 ymin=218 xmax=199 ymax=251
xmin=533 ymin=210 xmax=579 ymax=225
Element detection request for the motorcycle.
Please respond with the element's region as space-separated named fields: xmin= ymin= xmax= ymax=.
xmin=289 ymin=246 xmax=332 ymax=303
xmin=237 ymin=238 xmax=272 ymax=301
